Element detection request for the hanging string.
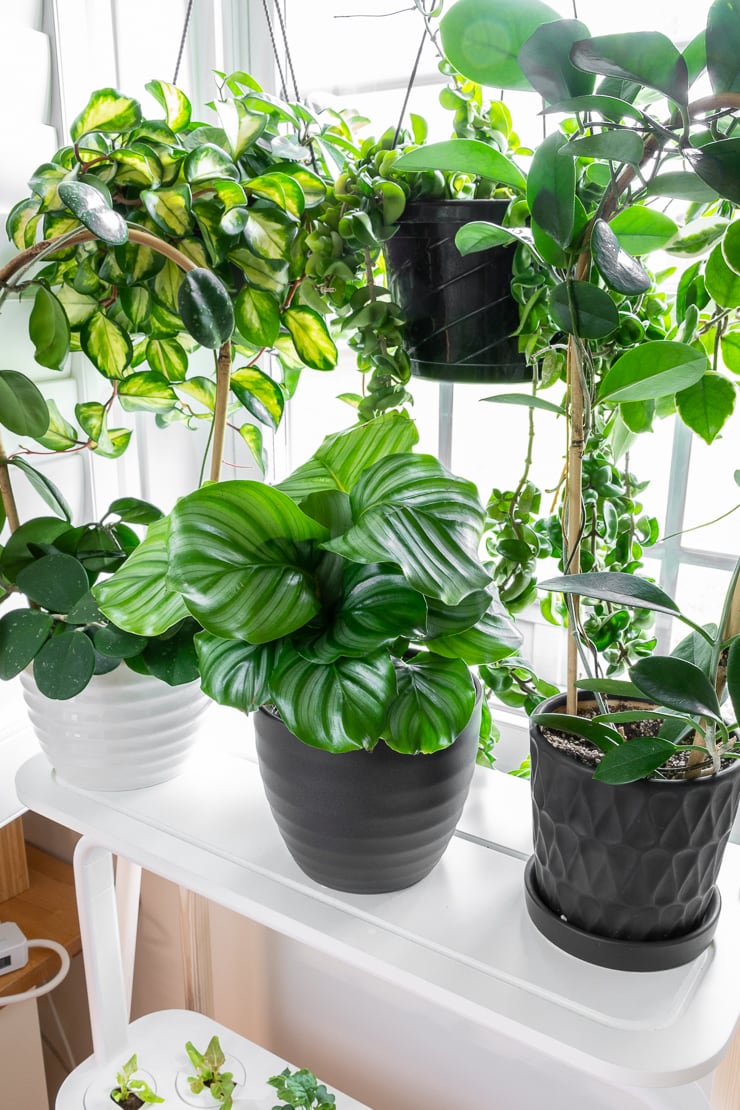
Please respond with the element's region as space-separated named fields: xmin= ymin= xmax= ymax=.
xmin=393 ymin=22 xmax=429 ymax=147
xmin=261 ymin=0 xmax=290 ymax=99
xmin=273 ymin=2 xmax=301 ymax=103
xmin=173 ymin=0 xmax=195 ymax=85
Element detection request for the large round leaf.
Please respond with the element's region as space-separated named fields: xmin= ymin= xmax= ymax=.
xmin=0 ymin=370 xmax=49 ymax=437
xmin=607 ymin=207 xmax=678 ymax=256
xmin=527 ymin=132 xmax=575 ymax=250
xmin=427 ymin=608 xmax=522 ymax=665
xmin=270 ymin=645 xmax=395 ymax=752
xmin=570 ymin=32 xmax=689 ymax=106
xmin=676 ymin=373 xmax=736 ymax=444
xmin=16 ymin=553 xmax=90 ymax=613
xmin=32 ymin=630 xmax=96 ymax=699
xmin=565 ymin=129 xmax=644 ymax=167
xmin=383 ymin=655 xmax=476 ymax=754
xmin=167 ymin=481 xmax=329 ymax=643
xmin=0 ymin=609 xmax=52 ymax=679
xmin=393 ymin=139 xmax=526 ymax=191
xmin=70 ymin=88 xmax=142 ymax=140
xmin=630 ymin=655 xmax=722 ymax=720
xmin=549 ymin=280 xmax=619 ymax=338
xmin=597 ymin=341 xmax=708 ymax=403
xmin=324 ymin=453 xmax=489 ymax=606
xmin=440 ymin=0 xmax=560 ymax=90
xmin=684 ymin=140 xmax=740 ymax=206
xmin=178 ymin=268 xmax=235 ymax=349
xmin=94 ymin=517 xmax=190 ymax=636
xmin=707 ymin=0 xmax=740 ymax=94
xmin=518 ymin=19 xmax=594 ymax=105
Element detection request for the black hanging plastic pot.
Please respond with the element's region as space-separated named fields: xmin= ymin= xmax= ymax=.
xmin=383 ymin=198 xmax=529 ymax=383
xmin=254 ymin=683 xmax=481 ymax=893
xmin=525 ymin=691 xmax=740 ymax=972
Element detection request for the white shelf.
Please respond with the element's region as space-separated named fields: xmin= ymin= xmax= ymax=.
xmin=57 ymin=1009 xmax=372 ymax=1109
xmin=15 ymin=748 xmax=740 ymax=1090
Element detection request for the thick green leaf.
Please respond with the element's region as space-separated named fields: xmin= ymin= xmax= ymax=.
xmin=620 ymin=399 xmax=655 ymax=433
xmin=29 ymin=286 xmax=70 ymax=371
xmin=393 ymin=139 xmax=526 ymax=190
xmin=238 ymin=422 xmax=266 ymax=472
xmin=195 ymin=631 xmax=276 ymax=711
xmin=105 ymin=497 xmax=163 ymax=525
xmin=178 ymin=268 xmax=234 ymax=349
xmin=229 ymin=366 xmax=284 ymax=430
xmin=570 ymin=32 xmax=689 ymax=106
xmin=539 ymin=571 xmax=683 ymax=619
xmin=598 ymin=341 xmax=708 ymax=403
xmin=630 ymin=655 xmax=722 ymax=720
xmin=16 ymin=552 xmax=89 ymax=613
xmin=271 ymin=645 xmax=395 ymax=752
xmin=590 ymin=220 xmax=651 ymax=294
xmin=705 ymin=242 xmax=740 ymax=307
xmin=131 ymin=620 xmax=199 ymax=685
xmin=645 ymin=172 xmax=719 ymax=202
xmin=57 ymin=181 xmax=128 ymax=245
xmin=455 ymin=221 xmax=525 ymax=256
xmin=574 ymin=677 xmax=644 ymax=697
xmin=592 ymin=737 xmax=678 ymax=783
xmin=244 ymin=201 xmax=298 ymax=261
xmin=228 ymin=248 xmax=289 ymax=295
xmin=0 ymin=609 xmax=52 ymax=679
xmin=722 ymin=219 xmax=740 ymax=276
xmin=728 ymin=637 xmax=740 ymax=728
xmin=532 ymin=711 xmax=622 ymax=752
xmin=166 ymin=481 xmax=328 ymax=642
xmin=145 ymin=337 xmax=188 ymax=381
xmin=325 ymin=453 xmax=489 ymax=606
xmin=70 ymin=88 xmax=142 ymax=140
xmin=676 ymin=373 xmax=736 ymax=444
xmin=93 ymin=625 xmax=147 ymax=659
xmin=277 ymin=413 xmax=418 ymax=500
xmin=383 ymin=656 xmax=476 ymax=755
xmin=9 ymin=458 xmax=71 ymax=520
xmin=0 ymin=370 xmax=49 ymax=437
xmin=542 ymin=93 xmax=647 ymax=123
xmin=439 ymin=0 xmax=560 ymax=90
xmin=6 ymin=197 xmax=42 ymax=250
xmin=550 ymin=280 xmax=619 ymax=338
xmin=481 ymin=393 xmax=564 ymax=414
xmin=119 ymin=286 xmax=152 ymax=331
xmin=283 ymin=307 xmax=337 ymax=371
xmin=427 ymin=608 xmax=522 ymax=665
xmin=706 ymin=0 xmax=740 ymax=93
xmin=518 ymin=19 xmax=594 ymax=104
xmin=145 ymin=79 xmax=192 ymax=131
xmin=142 ymin=185 xmax=192 ymax=237
xmin=608 ymin=207 xmax=678 ymax=256
xmin=234 ymin=286 xmax=281 ymax=347
xmin=216 ymin=98 xmax=268 ymax=160
xmin=565 ymin=129 xmax=644 ymax=166
xmin=184 ymin=143 xmax=238 ymax=185
xmin=118 ymin=371 xmax=178 ymax=413
xmin=527 ymin=132 xmax=575 ymax=249
xmin=32 ymin=630 xmax=96 ymax=699
xmin=108 ymin=144 xmax=162 ymax=188
xmin=81 ymin=313 xmax=133 ymax=378
xmin=94 ymin=517 xmax=190 ymax=636
xmin=685 ymin=140 xmax=740 ymax=206
xmin=0 ymin=517 xmax=69 ymax=580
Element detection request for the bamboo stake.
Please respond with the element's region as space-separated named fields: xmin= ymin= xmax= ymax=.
xmin=209 ymin=341 xmax=233 ymax=484
xmin=565 ymin=334 xmax=584 ymax=715
xmin=0 ymin=431 xmax=20 ymax=534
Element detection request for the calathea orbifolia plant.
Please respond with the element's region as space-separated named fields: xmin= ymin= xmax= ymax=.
xmin=94 ymin=413 xmax=522 ymax=755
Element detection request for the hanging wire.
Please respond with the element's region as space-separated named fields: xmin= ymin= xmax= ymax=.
xmin=173 ymin=0 xmax=195 ymax=85
xmin=262 ymin=0 xmax=290 ymax=99
xmin=393 ymin=22 xmax=430 ymax=146
xmin=273 ymin=1 xmax=302 ymax=102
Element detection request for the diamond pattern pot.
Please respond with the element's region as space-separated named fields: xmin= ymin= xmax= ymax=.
xmin=526 ymin=692 xmax=740 ymax=971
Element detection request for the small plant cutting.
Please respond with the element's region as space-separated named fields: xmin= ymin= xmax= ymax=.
xmin=268 ymin=1067 xmax=336 ymax=1110
xmin=186 ymin=1035 xmax=235 ymax=1109
xmin=110 ymin=1053 xmax=163 ymax=1109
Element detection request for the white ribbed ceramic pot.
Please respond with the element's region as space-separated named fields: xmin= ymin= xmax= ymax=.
xmin=20 ymin=665 xmax=209 ymax=790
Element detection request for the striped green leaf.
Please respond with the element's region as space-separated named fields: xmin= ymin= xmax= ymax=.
xmin=184 ymin=143 xmax=238 ymax=184
xmin=383 ymin=655 xmax=476 ymax=754
xmin=167 ymin=481 xmax=328 ymax=643
xmin=94 ymin=517 xmax=190 ymax=636
xmin=271 ymin=644 xmax=395 ymax=752
xmin=277 ymin=412 xmax=418 ymax=500
xmin=234 ymin=286 xmax=281 ymax=347
xmin=244 ymin=171 xmax=306 ymax=217
xmin=145 ymin=337 xmax=189 ymax=381
xmin=118 ymin=371 xmax=178 ymax=413
xmin=244 ymin=201 xmax=298 ymax=260
xmin=325 ymin=453 xmax=489 ymax=605
xmin=216 ymin=98 xmax=268 ymax=160
xmin=427 ymin=608 xmax=522 ymax=664
xmin=145 ymin=79 xmax=192 ymax=131
xmin=142 ymin=185 xmax=192 ymax=237
xmin=195 ymin=631 xmax=277 ymax=711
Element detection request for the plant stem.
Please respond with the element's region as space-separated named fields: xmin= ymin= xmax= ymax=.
xmin=0 ymin=431 xmax=20 ymax=534
xmin=209 ymin=342 xmax=232 ymax=483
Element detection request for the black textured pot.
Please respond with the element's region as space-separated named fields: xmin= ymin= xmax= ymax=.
xmin=526 ymin=692 xmax=740 ymax=971
xmin=254 ymin=686 xmax=481 ymax=893
xmin=383 ymin=198 xmax=529 ymax=383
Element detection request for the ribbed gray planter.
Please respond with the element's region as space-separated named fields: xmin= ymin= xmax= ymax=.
xmin=254 ymin=687 xmax=481 ymax=893
xmin=526 ymin=691 xmax=740 ymax=971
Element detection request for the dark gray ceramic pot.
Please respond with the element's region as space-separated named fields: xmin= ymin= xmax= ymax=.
xmin=254 ymin=683 xmax=481 ymax=893
xmin=526 ymin=691 xmax=740 ymax=971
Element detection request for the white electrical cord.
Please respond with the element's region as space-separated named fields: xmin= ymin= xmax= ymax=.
xmin=0 ymin=939 xmax=71 ymax=1005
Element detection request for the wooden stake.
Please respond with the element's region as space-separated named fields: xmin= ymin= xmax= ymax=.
xmin=565 ymin=333 xmax=584 ymax=715
xmin=0 ymin=819 xmax=30 ymax=902
xmin=209 ymin=341 xmax=233 ymax=484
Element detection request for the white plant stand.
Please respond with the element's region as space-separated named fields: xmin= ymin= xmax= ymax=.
xmin=15 ymin=747 xmax=740 ymax=1109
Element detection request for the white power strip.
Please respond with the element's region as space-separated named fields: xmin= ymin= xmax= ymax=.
xmin=0 ymin=922 xmax=29 ymax=975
